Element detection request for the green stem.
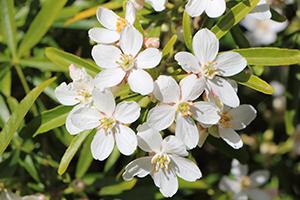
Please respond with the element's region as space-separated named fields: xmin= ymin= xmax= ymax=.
xmin=14 ymin=64 xmax=38 ymax=116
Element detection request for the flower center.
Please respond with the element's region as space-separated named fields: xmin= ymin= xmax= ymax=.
xmin=76 ymin=89 xmax=92 ymax=103
xmin=151 ymin=153 xmax=171 ymax=172
xmin=202 ymin=61 xmax=219 ymax=79
xmin=219 ymin=112 xmax=231 ymax=128
xmin=117 ymin=54 xmax=135 ymax=71
xmin=177 ymin=102 xmax=191 ymax=117
xmin=99 ymin=117 xmax=116 ymax=131
xmin=116 ymin=17 xmax=127 ymax=32
xmin=240 ymin=176 xmax=252 ymax=189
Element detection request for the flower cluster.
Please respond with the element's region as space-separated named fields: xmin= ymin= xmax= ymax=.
xmin=53 ymin=0 xmax=277 ymax=197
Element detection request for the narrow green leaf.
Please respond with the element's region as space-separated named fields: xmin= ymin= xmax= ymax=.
xmin=284 ymin=110 xmax=295 ymax=136
xmin=232 ymin=71 xmax=274 ymax=95
xmin=58 ymin=131 xmax=90 ymax=175
xmin=99 ymin=179 xmax=137 ymax=196
xmin=230 ymin=26 xmax=250 ymax=48
xmin=162 ymin=34 xmax=177 ymax=57
xmin=33 ymin=106 xmax=73 ymax=137
xmin=19 ymin=155 xmax=40 ymax=182
xmin=20 ymin=58 xmax=64 ymax=72
xmin=104 ymin=146 xmax=120 ymax=173
xmin=211 ymin=0 xmax=259 ymax=39
xmin=233 ymin=48 xmax=300 ymax=66
xmin=182 ymin=11 xmax=192 ymax=51
xmin=75 ymin=133 xmax=94 ymax=179
xmin=270 ymin=8 xmax=287 ymax=22
xmin=0 ymin=0 xmax=17 ymax=59
xmin=45 ymin=47 xmax=100 ymax=75
xmin=0 ymin=77 xmax=56 ymax=155
xmin=18 ymin=0 xmax=68 ymax=56
xmin=207 ymin=136 xmax=249 ymax=164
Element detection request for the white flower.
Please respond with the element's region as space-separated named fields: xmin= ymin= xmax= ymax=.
xmin=146 ymin=75 xmax=220 ymax=149
xmin=241 ymin=15 xmax=288 ymax=45
xmin=185 ymin=0 xmax=226 ymax=18
xmin=248 ymin=0 xmax=272 ymax=20
xmin=71 ymin=89 xmax=141 ymax=160
xmin=175 ymin=28 xmax=247 ymax=108
xmin=123 ymin=125 xmax=202 ymax=197
xmin=88 ymin=1 xmax=136 ymax=44
xmin=55 ymin=65 xmax=94 ymax=135
xmin=131 ymin=0 xmax=167 ymax=12
xmin=199 ymin=105 xmax=257 ymax=149
xmin=92 ymin=26 xmax=162 ymax=95
xmin=219 ymin=159 xmax=271 ymax=200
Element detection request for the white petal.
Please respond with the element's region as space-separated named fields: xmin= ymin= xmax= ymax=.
xmin=146 ymin=0 xmax=166 ymax=12
xmin=123 ymin=157 xmax=152 ymax=181
xmin=92 ymin=89 xmax=116 ymax=116
xmin=120 ymin=26 xmax=143 ymax=57
xmin=250 ymin=0 xmax=271 ymax=20
xmin=219 ymin=176 xmax=242 ymax=194
xmin=136 ymin=48 xmax=162 ymax=69
xmin=147 ymin=105 xmax=176 ymax=131
xmin=66 ymin=106 xmax=84 ymax=135
xmin=153 ymin=75 xmax=180 ymax=103
xmin=219 ymin=127 xmax=243 ymax=149
xmin=171 ymin=155 xmax=202 ymax=181
xmin=247 ymin=189 xmax=271 ymax=200
xmin=88 ymin=27 xmax=120 ymax=44
xmin=215 ymin=52 xmax=247 ymax=77
xmin=125 ymin=0 xmax=136 ymax=24
xmin=115 ymin=125 xmax=137 ymax=156
xmin=180 ymin=74 xmax=205 ymax=101
xmin=174 ymin=52 xmax=201 ymax=73
xmin=91 ymin=130 xmax=115 ymax=161
xmin=185 ymin=0 xmax=207 ymax=17
xmin=228 ymin=105 xmax=257 ymax=130
xmin=69 ymin=65 xmax=88 ymax=81
xmin=94 ymin=68 xmax=126 ymax=89
xmin=205 ymin=0 xmax=226 ymax=18
xmin=234 ymin=192 xmax=248 ymax=200
xmin=231 ymin=159 xmax=248 ymax=178
xmin=249 ymin=170 xmax=270 ymax=187
xmin=137 ymin=123 xmax=162 ymax=152
xmin=55 ymin=83 xmax=79 ymax=106
xmin=151 ymin=169 xmax=178 ymax=197
xmin=71 ymin=107 xmax=101 ymax=130
xmin=193 ymin=28 xmax=219 ymax=64
xmin=175 ymin=114 xmax=199 ymax=150
xmin=114 ymin=101 xmax=141 ymax=124
xmin=96 ymin=7 xmax=119 ymax=30
xmin=191 ymin=102 xmax=220 ymax=125
xmin=208 ymin=77 xmax=240 ymax=108
xmin=128 ymin=69 xmax=154 ymax=95
xmin=92 ymin=44 xmax=122 ymax=68
xmin=162 ymin=135 xmax=188 ymax=157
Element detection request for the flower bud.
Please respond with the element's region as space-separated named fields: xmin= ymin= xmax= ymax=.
xmin=144 ymin=37 xmax=160 ymax=48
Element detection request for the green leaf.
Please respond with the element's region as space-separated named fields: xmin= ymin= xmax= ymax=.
xmin=182 ymin=11 xmax=192 ymax=51
xmin=230 ymin=26 xmax=250 ymax=48
xmin=45 ymin=47 xmax=100 ymax=75
xmin=162 ymin=34 xmax=177 ymax=57
xmin=233 ymin=48 xmax=300 ymax=66
xmin=232 ymin=71 xmax=274 ymax=95
xmin=207 ymin=136 xmax=249 ymax=164
xmin=33 ymin=106 xmax=73 ymax=137
xmin=58 ymin=131 xmax=90 ymax=175
xmin=211 ymin=0 xmax=259 ymax=39
xmin=20 ymin=58 xmax=64 ymax=72
xmin=271 ymin=8 xmax=287 ymax=22
xmin=18 ymin=0 xmax=68 ymax=56
xmin=19 ymin=155 xmax=40 ymax=182
xmin=284 ymin=110 xmax=295 ymax=136
xmin=0 ymin=77 xmax=56 ymax=155
xmin=75 ymin=133 xmax=94 ymax=179
xmin=99 ymin=179 xmax=137 ymax=196
xmin=104 ymin=146 xmax=120 ymax=173
xmin=0 ymin=0 xmax=17 ymax=60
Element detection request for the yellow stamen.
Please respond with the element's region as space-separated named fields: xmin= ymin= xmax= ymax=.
xmin=240 ymin=176 xmax=252 ymax=189
xmin=202 ymin=61 xmax=219 ymax=79
xmin=219 ymin=112 xmax=232 ymax=128
xmin=99 ymin=117 xmax=116 ymax=131
xmin=151 ymin=153 xmax=171 ymax=172
xmin=116 ymin=17 xmax=127 ymax=32
xmin=117 ymin=54 xmax=135 ymax=71
xmin=177 ymin=102 xmax=192 ymax=117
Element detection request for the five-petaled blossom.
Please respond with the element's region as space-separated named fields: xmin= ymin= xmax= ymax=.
xmin=175 ymin=28 xmax=247 ymax=108
xmin=92 ymin=26 xmax=162 ymax=95
xmin=199 ymin=104 xmax=257 ymax=149
xmin=185 ymin=0 xmax=226 ymax=18
xmin=123 ymin=125 xmax=202 ymax=197
xmin=131 ymin=0 xmax=167 ymax=12
xmin=146 ymin=75 xmax=220 ymax=149
xmin=71 ymin=89 xmax=141 ymax=161
xmin=88 ymin=1 xmax=136 ymax=44
xmin=55 ymin=65 xmax=94 ymax=135
xmin=219 ymin=159 xmax=271 ymax=200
